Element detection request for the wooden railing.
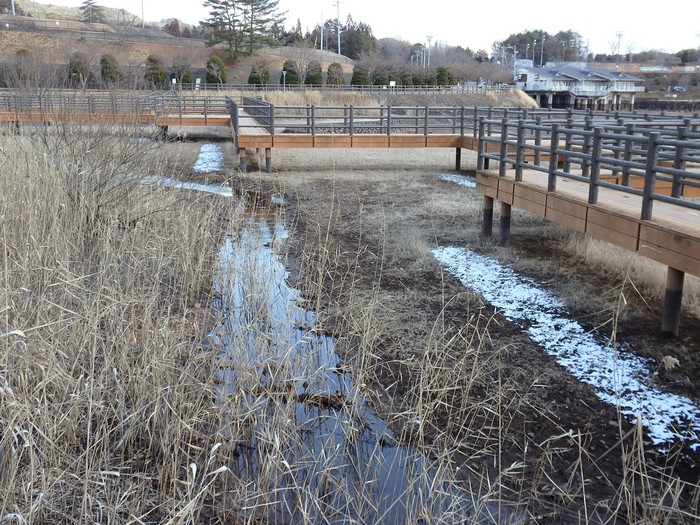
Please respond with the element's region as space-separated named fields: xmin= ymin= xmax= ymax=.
xmin=476 ymin=116 xmax=700 ymax=220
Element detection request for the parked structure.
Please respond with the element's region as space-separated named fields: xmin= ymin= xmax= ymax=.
xmin=516 ymin=62 xmax=644 ymax=110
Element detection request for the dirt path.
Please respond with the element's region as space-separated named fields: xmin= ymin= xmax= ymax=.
xmin=224 ymin=146 xmax=700 ymax=523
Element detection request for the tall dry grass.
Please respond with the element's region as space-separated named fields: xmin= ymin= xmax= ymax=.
xmin=264 ymin=165 xmax=700 ymax=524
xmin=0 ymin=122 xmax=231 ymax=522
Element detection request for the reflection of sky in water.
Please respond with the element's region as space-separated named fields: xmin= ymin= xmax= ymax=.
xmin=210 ymin=221 xmax=508 ymax=523
xmin=433 ymin=247 xmax=700 ymax=451
xmin=193 ymin=143 xmax=224 ymax=172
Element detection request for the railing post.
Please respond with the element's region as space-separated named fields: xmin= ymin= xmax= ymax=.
xmin=311 ymin=104 xmax=316 ymax=136
xmin=424 ymin=106 xmax=429 ymax=136
xmin=582 ymin=117 xmax=593 ymax=178
xmin=477 ymin=118 xmax=487 ymax=170
xmin=515 ymin=119 xmax=525 ymax=182
xmin=387 ymin=104 xmax=392 ymax=136
xmin=672 ymin=127 xmax=687 ymax=198
xmin=622 ymin=123 xmax=635 ymax=187
xmin=349 ymin=105 xmax=354 ymax=136
xmin=640 ymin=132 xmax=660 ymax=221
xmin=548 ymin=124 xmax=560 ymax=192
xmin=563 ymin=118 xmax=574 ymax=173
xmin=534 ymin=116 xmax=542 ymax=166
xmin=460 ymin=106 xmax=465 ymax=136
xmin=269 ymin=105 xmax=275 ymax=135
xmin=472 ymin=106 xmax=479 ymax=137
xmin=588 ymin=127 xmax=604 ymax=204
xmin=498 ymin=118 xmax=509 ymax=177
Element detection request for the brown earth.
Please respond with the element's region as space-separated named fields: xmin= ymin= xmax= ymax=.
xmin=205 ymin=146 xmax=700 ymax=523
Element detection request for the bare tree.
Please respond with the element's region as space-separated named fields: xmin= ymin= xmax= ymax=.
xmin=116 ymin=9 xmax=139 ymax=45
xmin=287 ymin=42 xmax=318 ymax=85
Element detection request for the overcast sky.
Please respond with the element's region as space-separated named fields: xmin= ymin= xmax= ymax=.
xmin=42 ymin=0 xmax=699 ymax=56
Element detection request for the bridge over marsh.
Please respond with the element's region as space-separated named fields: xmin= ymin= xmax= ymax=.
xmin=1 ymin=90 xmax=698 ymax=335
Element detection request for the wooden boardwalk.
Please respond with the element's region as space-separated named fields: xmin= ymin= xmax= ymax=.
xmin=2 ymin=90 xmax=698 ymax=334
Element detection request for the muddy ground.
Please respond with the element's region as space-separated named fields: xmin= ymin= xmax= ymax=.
xmin=177 ymin=142 xmax=700 ymax=523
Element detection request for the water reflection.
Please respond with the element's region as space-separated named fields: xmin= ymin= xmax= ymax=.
xmin=212 ymin=218 xmax=504 ymax=523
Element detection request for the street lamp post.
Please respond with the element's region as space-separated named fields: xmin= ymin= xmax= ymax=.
xmin=282 ymin=70 xmax=287 ymax=91
xmin=335 ymin=1 xmax=341 ymax=56
xmin=426 ymin=35 xmax=433 ymax=67
xmin=540 ymin=35 xmax=546 ymax=67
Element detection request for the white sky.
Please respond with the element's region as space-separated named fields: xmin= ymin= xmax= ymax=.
xmin=41 ymin=0 xmax=700 ymax=56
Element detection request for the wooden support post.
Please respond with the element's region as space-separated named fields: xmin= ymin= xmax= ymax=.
xmin=239 ymin=148 xmax=247 ymax=173
xmin=499 ymin=201 xmax=511 ymax=246
xmin=482 ymin=195 xmax=494 ymax=238
xmin=455 ymin=147 xmax=462 ymax=171
xmin=265 ymin=148 xmax=272 ymax=173
xmin=662 ymin=267 xmax=685 ymax=337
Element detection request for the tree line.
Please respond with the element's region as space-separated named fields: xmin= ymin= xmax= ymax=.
xmin=2 ymin=48 xmax=230 ymax=89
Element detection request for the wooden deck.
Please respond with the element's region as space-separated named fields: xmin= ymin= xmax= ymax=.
xmin=476 ymin=169 xmax=700 ymax=277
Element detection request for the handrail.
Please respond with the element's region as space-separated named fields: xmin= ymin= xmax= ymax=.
xmin=477 ymin=117 xmax=700 ymax=222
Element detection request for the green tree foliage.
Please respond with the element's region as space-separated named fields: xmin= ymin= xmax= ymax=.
xmin=80 ymin=0 xmax=105 ymax=23
xmin=340 ymin=16 xmax=376 ymax=59
xmin=435 ymin=66 xmax=457 ymax=85
xmin=144 ymin=54 xmax=167 ymax=86
xmin=100 ymin=53 xmax=123 ymax=83
xmin=326 ymin=62 xmax=345 ymax=86
xmin=201 ymin=0 xmax=284 ymax=58
xmin=68 ymin=52 xmax=93 ymax=85
xmin=201 ymin=0 xmax=244 ymax=58
xmin=304 ymin=60 xmax=322 ymax=85
xmin=281 ymin=60 xmax=300 ymax=85
xmin=350 ymin=65 xmax=369 ymax=86
xmin=677 ymin=48 xmax=699 ymax=65
xmin=474 ymin=49 xmax=489 ymax=63
xmin=241 ymin=0 xmax=286 ymax=53
xmin=171 ymin=56 xmax=193 ymax=84
xmin=163 ymin=19 xmax=181 ymax=37
xmin=0 ymin=0 xmax=25 ymax=15
xmin=248 ymin=59 xmax=270 ymax=85
xmin=206 ymin=55 xmax=228 ymax=83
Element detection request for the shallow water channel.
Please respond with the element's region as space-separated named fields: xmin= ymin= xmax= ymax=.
xmin=152 ymin=144 xmax=509 ymax=523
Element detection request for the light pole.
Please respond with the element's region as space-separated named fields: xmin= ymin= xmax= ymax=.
xmin=426 ymin=35 xmax=433 ymax=67
xmin=335 ymin=0 xmax=341 ymax=56
xmin=540 ymin=35 xmax=546 ymax=67
xmin=282 ymin=70 xmax=287 ymax=91
xmin=141 ymin=0 xmax=144 ymax=28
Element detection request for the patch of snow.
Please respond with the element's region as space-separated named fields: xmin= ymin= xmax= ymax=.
xmin=142 ymin=176 xmax=232 ymax=197
xmin=193 ymin=143 xmax=224 ymax=173
xmin=439 ymin=173 xmax=477 ymax=189
xmin=433 ymin=246 xmax=700 ymax=450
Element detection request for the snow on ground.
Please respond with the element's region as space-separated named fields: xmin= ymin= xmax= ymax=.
xmin=433 ymin=246 xmax=700 ymax=450
xmin=142 ymin=176 xmax=232 ymax=197
xmin=439 ymin=173 xmax=477 ymax=188
xmin=193 ymin=143 xmax=224 ymax=173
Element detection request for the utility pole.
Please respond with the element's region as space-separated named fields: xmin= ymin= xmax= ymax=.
xmin=320 ymin=12 xmax=324 ymax=51
xmin=10 ymin=0 xmax=15 ymax=15
xmin=335 ymin=0 xmax=341 ymax=56
xmin=426 ymin=35 xmax=433 ymax=67
xmin=615 ymin=30 xmax=624 ymax=60
xmin=540 ymin=35 xmax=546 ymax=67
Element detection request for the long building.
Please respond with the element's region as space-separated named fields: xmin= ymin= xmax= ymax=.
xmin=516 ymin=62 xmax=645 ymax=110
